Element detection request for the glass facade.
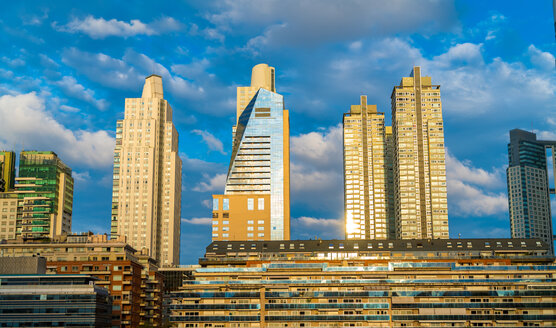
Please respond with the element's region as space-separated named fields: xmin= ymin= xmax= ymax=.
xmin=507 ymin=129 xmax=555 ymax=254
xmin=0 ymin=275 xmax=111 ymax=328
xmin=13 ymin=151 xmax=73 ymax=240
xmin=170 ymin=239 xmax=556 ymax=327
xmin=225 ymin=89 xmax=287 ymax=240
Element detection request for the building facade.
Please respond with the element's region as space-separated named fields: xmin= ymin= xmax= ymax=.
xmin=343 ymin=96 xmax=392 ymax=240
xmin=170 ymin=239 xmax=555 ymax=327
xmin=391 ymin=66 xmax=449 ymax=239
xmin=212 ymin=64 xmax=290 ymax=242
xmin=0 ymin=151 xmax=15 ymax=192
xmin=507 ymin=129 xmax=555 ymax=254
xmin=0 ymin=274 xmax=112 ymax=328
xmin=15 ymin=151 xmax=73 ymax=240
xmin=111 ymin=74 xmax=182 ymax=267
xmin=0 ymin=233 xmax=163 ymax=328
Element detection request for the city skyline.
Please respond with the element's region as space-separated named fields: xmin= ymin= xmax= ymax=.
xmin=0 ymin=1 xmax=554 ymax=264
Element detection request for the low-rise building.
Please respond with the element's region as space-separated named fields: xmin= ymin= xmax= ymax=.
xmin=0 ymin=274 xmax=111 ymax=328
xmin=0 ymin=232 xmax=163 ymax=328
xmin=170 ymin=238 xmax=556 ymax=327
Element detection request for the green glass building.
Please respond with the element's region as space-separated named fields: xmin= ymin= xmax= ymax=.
xmin=15 ymin=151 xmax=73 ymax=240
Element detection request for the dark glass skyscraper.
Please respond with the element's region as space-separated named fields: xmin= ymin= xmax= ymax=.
xmin=507 ymin=129 xmax=555 ymax=254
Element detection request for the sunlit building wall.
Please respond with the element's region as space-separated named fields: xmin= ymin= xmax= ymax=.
xmin=343 ymin=96 xmax=391 ymax=239
xmin=110 ymin=75 xmax=182 ymax=266
xmin=212 ymin=64 xmax=290 ymax=241
xmin=391 ymin=66 xmax=449 ymax=239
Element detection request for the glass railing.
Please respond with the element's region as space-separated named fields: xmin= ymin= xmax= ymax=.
xmin=183 ymin=278 xmax=555 ymax=285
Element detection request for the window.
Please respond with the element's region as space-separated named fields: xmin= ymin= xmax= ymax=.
xmin=247 ymin=220 xmax=254 ymax=225
xmin=113 ymin=275 xmax=122 ymax=281
xmin=258 ymin=233 xmax=264 ymax=237
xmin=212 ymin=198 xmax=219 ymax=211
xmin=247 ymin=226 xmax=254 ymax=231
xmin=247 ymin=198 xmax=254 ymax=210
xmin=112 ymin=285 xmax=122 ymax=291
xmin=258 ymin=198 xmax=264 ymax=210
xmin=222 ymin=233 xmax=229 ymax=238
xmin=223 ymin=198 xmax=229 ymax=211
xmin=258 ymin=226 xmax=264 ymax=231
xmin=247 ymin=233 xmax=253 ymax=237
xmin=223 ymin=220 xmax=229 ymax=225
xmin=258 ymin=220 xmax=265 ymax=224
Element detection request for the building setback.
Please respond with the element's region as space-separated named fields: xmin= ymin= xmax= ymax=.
xmin=212 ymin=64 xmax=290 ymax=241
xmin=170 ymin=238 xmax=556 ymax=327
xmin=111 ymin=74 xmax=182 ymax=267
xmin=391 ymin=66 xmax=449 ymax=239
xmin=507 ymin=129 xmax=555 ymax=254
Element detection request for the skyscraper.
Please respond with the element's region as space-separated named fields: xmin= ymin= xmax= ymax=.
xmin=212 ymin=64 xmax=290 ymax=241
xmin=343 ymin=96 xmax=392 ymax=239
xmin=391 ymin=66 xmax=449 ymax=239
xmin=507 ymin=129 xmax=555 ymax=254
xmin=0 ymin=151 xmax=15 ymax=192
xmin=16 ymin=151 xmax=74 ymax=240
xmin=111 ymin=75 xmax=182 ymax=266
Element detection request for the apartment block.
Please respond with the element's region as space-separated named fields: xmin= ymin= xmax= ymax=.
xmin=507 ymin=129 xmax=555 ymax=254
xmin=212 ymin=64 xmax=290 ymax=241
xmin=170 ymin=239 xmax=555 ymax=327
xmin=343 ymin=96 xmax=392 ymax=240
xmin=0 ymin=233 xmax=163 ymax=328
xmin=111 ymin=74 xmax=182 ymax=267
xmin=391 ymin=66 xmax=449 ymax=239
xmin=4 ymin=151 xmax=74 ymax=240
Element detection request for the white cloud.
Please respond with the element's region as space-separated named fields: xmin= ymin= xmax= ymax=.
xmin=62 ymin=48 xmax=206 ymax=101
xmin=59 ymin=105 xmax=80 ymax=113
xmin=181 ymin=217 xmax=212 ymax=225
xmin=205 ymin=0 xmax=457 ymax=50
xmin=446 ymin=153 xmax=508 ymax=217
xmin=290 ymin=125 xmax=343 ymax=213
xmin=433 ymin=43 xmax=484 ymax=68
xmin=294 ymin=217 xmax=344 ymax=239
xmin=445 ymin=152 xmax=503 ymax=188
xmin=56 ymin=76 xmax=108 ymax=110
xmin=528 ymin=45 xmax=555 ymax=70
xmin=73 ymin=171 xmax=91 ymax=183
xmin=193 ymin=173 xmax=227 ymax=192
xmin=54 ymin=16 xmax=182 ymax=39
xmin=291 ymin=124 xmax=342 ymax=169
xmin=192 ymin=129 xmax=225 ymax=154
xmin=0 ymin=92 xmax=114 ymax=168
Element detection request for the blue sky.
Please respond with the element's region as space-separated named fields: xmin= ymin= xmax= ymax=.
xmin=0 ymin=1 xmax=555 ymax=264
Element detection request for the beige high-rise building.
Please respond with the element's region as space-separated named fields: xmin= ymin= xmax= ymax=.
xmin=391 ymin=66 xmax=449 ymax=239
xmin=343 ymin=96 xmax=392 ymax=239
xmin=111 ymin=75 xmax=182 ymax=266
xmin=212 ymin=63 xmax=290 ymax=241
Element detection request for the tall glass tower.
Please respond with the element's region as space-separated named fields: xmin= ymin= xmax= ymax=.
xmin=507 ymin=129 xmax=555 ymax=254
xmin=212 ymin=64 xmax=290 ymax=241
xmin=111 ymin=75 xmax=182 ymax=266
